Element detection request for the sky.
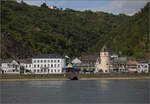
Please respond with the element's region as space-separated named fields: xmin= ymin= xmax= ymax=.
xmin=17 ymin=0 xmax=149 ymax=16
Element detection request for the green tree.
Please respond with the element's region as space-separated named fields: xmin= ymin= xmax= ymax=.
xmin=40 ymin=3 xmax=48 ymax=8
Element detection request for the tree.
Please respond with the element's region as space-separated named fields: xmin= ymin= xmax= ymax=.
xmin=40 ymin=3 xmax=48 ymax=8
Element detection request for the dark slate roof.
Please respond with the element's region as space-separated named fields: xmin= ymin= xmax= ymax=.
xmin=136 ymin=59 xmax=148 ymax=63
xmin=18 ymin=58 xmax=32 ymax=64
xmin=101 ymin=45 xmax=109 ymax=52
xmin=0 ymin=59 xmax=12 ymax=63
xmin=33 ymin=54 xmax=65 ymax=59
xmin=79 ymin=54 xmax=99 ymax=64
xmin=112 ymin=57 xmax=128 ymax=64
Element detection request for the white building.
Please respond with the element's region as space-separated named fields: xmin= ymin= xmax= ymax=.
xmin=31 ymin=54 xmax=66 ymax=74
xmin=96 ymin=45 xmax=110 ymax=73
xmin=137 ymin=60 xmax=149 ymax=73
xmin=0 ymin=54 xmax=66 ymax=75
xmin=71 ymin=58 xmax=81 ymax=64
xmin=110 ymin=54 xmax=118 ymax=59
xmin=19 ymin=58 xmax=33 ymax=74
xmin=0 ymin=60 xmax=20 ymax=74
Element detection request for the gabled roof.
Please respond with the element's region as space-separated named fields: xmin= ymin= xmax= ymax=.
xmin=10 ymin=60 xmax=19 ymax=65
xmin=19 ymin=58 xmax=32 ymax=64
xmin=0 ymin=59 xmax=20 ymax=65
xmin=33 ymin=54 xmax=65 ymax=59
xmin=72 ymin=58 xmax=81 ymax=64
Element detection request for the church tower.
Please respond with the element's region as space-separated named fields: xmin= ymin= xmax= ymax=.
xmin=100 ymin=45 xmax=110 ymax=73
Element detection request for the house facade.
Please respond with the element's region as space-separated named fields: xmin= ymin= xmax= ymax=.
xmin=110 ymin=57 xmax=128 ymax=72
xmin=19 ymin=58 xmax=33 ymax=74
xmin=70 ymin=54 xmax=98 ymax=72
xmin=0 ymin=60 xmax=20 ymax=74
xmin=127 ymin=60 xmax=138 ymax=72
xmin=31 ymin=54 xmax=66 ymax=74
xmin=137 ymin=59 xmax=149 ymax=73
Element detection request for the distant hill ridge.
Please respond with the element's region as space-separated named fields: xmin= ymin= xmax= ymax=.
xmin=1 ymin=1 xmax=149 ymax=59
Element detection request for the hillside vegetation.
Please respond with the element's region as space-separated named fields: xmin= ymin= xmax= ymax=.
xmin=1 ymin=1 xmax=149 ymax=59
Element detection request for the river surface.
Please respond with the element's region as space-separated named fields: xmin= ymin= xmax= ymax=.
xmin=0 ymin=80 xmax=149 ymax=104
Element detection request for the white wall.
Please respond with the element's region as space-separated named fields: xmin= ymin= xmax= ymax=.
xmin=1 ymin=61 xmax=20 ymax=74
xmin=137 ymin=63 xmax=149 ymax=73
xmin=31 ymin=58 xmax=66 ymax=74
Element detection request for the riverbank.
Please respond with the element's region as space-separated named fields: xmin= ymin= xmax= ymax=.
xmin=0 ymin=77 xmax=150 ymax=81
xmin=0 ymin=73 xmax=149 ymax=81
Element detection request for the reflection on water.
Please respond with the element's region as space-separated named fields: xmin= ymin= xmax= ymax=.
xmin=96 ymin=80 xmax=111 ymax=90
xmin=0 ymin=80 xmax=149 ymax=104
xmin=27 ymin=81 xmax=65 ymax=88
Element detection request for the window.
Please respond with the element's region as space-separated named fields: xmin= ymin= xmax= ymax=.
xmin=58 ymin=70 xmax=60 ymax=72
xmin=34 ymin=65 xmax=36 ymax=68
xmin=41 ymin=69 xmax=43 ymax=72
xmin=48 ymin=60 xmax=50 ymax=62
xmin=48 ymin=69 xmax=50 ymax=72
xmin=41 ymin=64 xmax=43 ymax=67
xmin=37 ymin=70 xmax=39 ymax=72
xmin=37 ymin=64 xmax=39 ymax=68
xmin=51 ymin=60 xmax=53 ymax=63
xmin=26 ymin=65 xmax=28 ymax=68
xmin=145 ymin=65 xmax=147 ymax=68
xmin=54 ymin=60 xmax=56 ymax=62
xmin=34 ymin=60 xmax=36 ymax=63
xmin=44 ymin=64 xmax=46 ymax=67
xmin=51 ymin=69 xmax=53 ymax=72
xmin=44 ymin=60 xmax=46 ymax=62
xmin=34 ymin=70 xmax=36 ymax=72
xmin=58 ymin=60 xmax=60 ymax=63
xmin=54 ymin=69 xmax=56 ymax=72
xmin=44 ymin=69 xmax=46 ymax=72
xmin=54 ymin=64 xmax=56 ymax=68
xmin=138 ymin=65 xmax=140 ymax=68
xmin=41 ymin=60 xmax=43 ymax=63
xmin=51 ymin=64 xmax=53 ymax=67
xmin=29 ymin=65 xmax=31 ymax=68
xmin=37 ymin=60 xmax=39 ymax=63
xmin=58 ymin=64 xmax=60 ymax=67
xmin=48 ymin=64 xmax=50 ymax=67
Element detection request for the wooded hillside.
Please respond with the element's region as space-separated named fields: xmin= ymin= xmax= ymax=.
xmin=1 ymin=1 xmax=149 ymax=59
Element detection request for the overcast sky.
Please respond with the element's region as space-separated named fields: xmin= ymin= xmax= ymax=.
xmin=17 ymin=0 xmax=149 ymax=16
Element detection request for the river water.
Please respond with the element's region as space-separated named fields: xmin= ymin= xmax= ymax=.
xmin=0 ymin=80 xmax=149 ymax=104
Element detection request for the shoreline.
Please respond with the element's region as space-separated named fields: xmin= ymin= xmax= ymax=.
xmin=0 ymin=77 xmax=150 ymax=81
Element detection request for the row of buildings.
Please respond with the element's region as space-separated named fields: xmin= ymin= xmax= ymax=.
xmin=0 ymin=54 xmax=66 ymax=74
xmin=0 ymin=45 xmax=150 ymax=74
xmin=68 ymin=45 xmax=150 ymax=73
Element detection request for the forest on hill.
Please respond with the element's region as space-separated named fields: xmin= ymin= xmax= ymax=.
xmin=1 ymin=1 xmax=149 ymax=59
